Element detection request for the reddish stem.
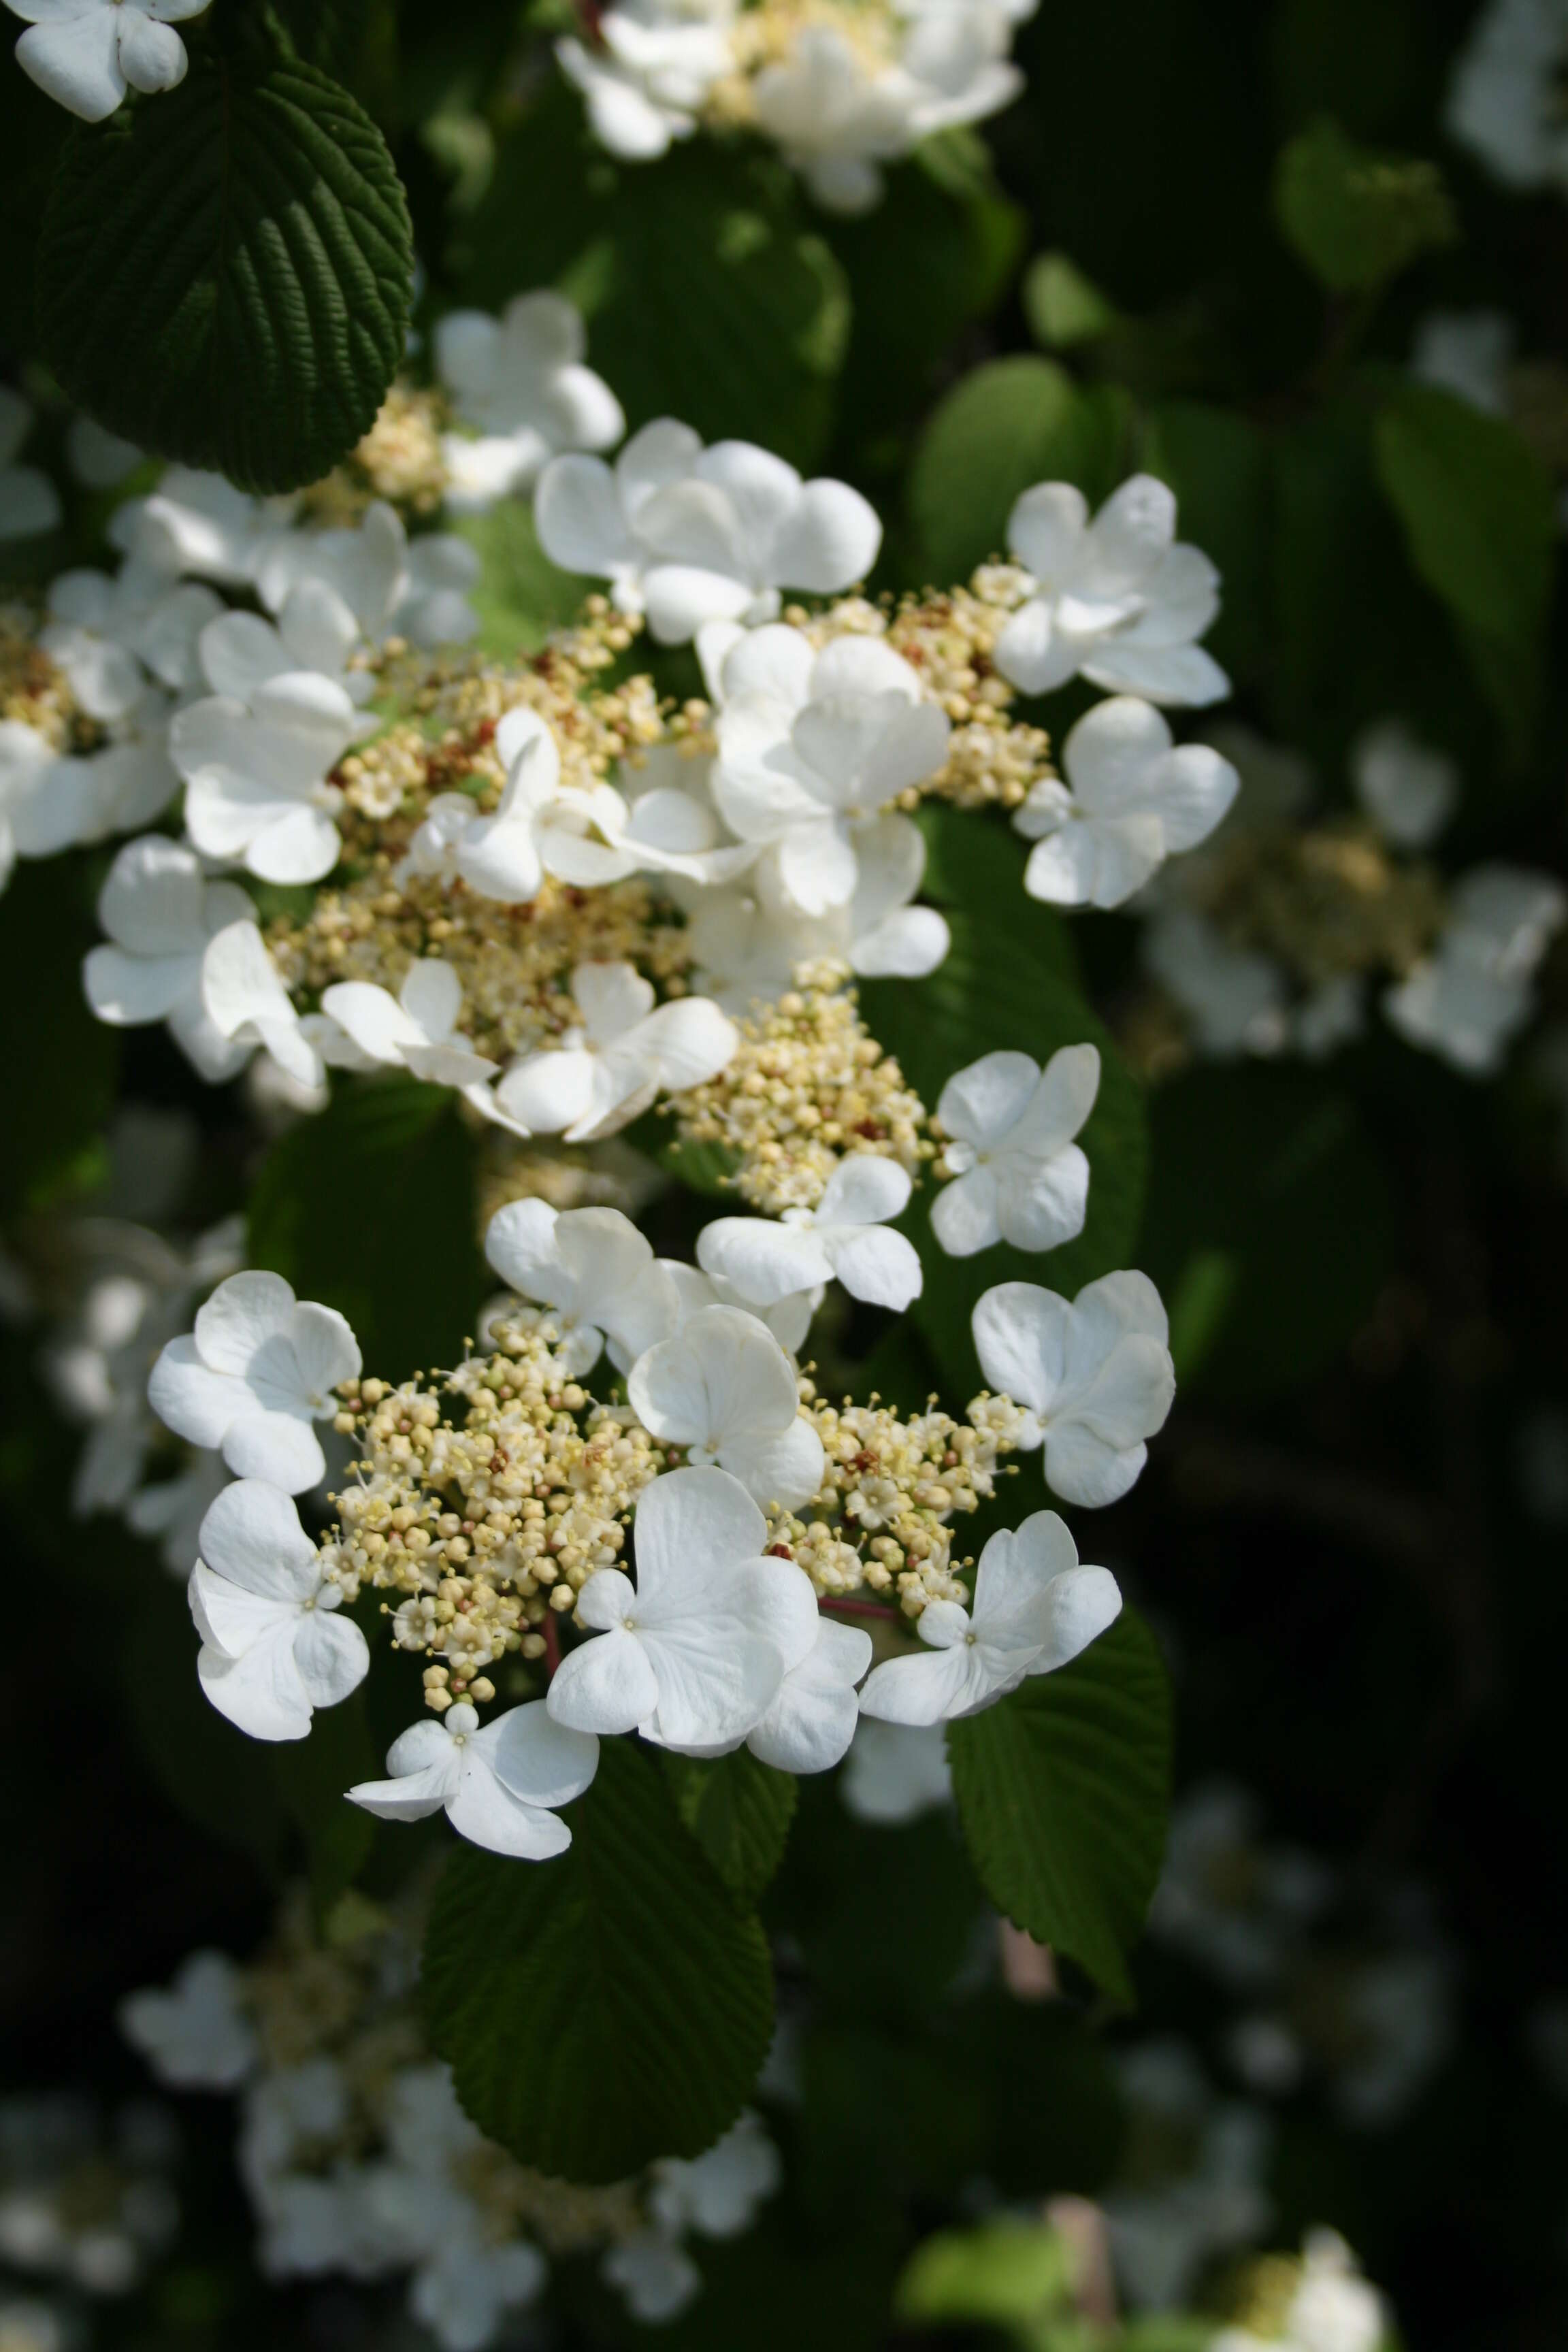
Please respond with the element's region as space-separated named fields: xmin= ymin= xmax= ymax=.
xmin=818 ymin=1596 xmax=900 ymax=1622
xmin=542 ymin=1613 xmax=561 ymax=1678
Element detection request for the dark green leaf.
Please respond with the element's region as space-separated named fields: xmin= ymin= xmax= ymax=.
xmin=947 ymin=1607 xmax=1172 ymax=2002
xmin=1274 ymin=118 xmax=1454 ymax=293
xmin=663 ymin=1746 xmax=798 ymax=1908
xmin=1023 ymin=252 xmax=1122 ymax=350
xmin=247 ymin=1076 xmax=485 ymax=1379
xmin=0 ymin=855 xmax=117 ymax=1221
xmin=39 ymin=45 xmax=412 ymax=492
xmin=423 ymin=1737 xmax=774 ymax=2181
xmin=1374 ymin=381 xmax=1556 ymax=743
xmin=1141 ymin=402 xmax=1271 ymax=690
xmin=272 ymin=1686 xmax=378 ymax=1916
xmin=909 ymin=357 xmax=1134 ymax=585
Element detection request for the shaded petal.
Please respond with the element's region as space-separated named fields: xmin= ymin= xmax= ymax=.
xmin=221 ymin=1410 xmax=326 ymax=1493
xmin=535 ymin=454 xmax=635 ymax=576
xmin=696 ymin=1217 xmax=831 ymax=1306
xmin=1006 ymin=482 xmax=1088 ymax=581
xmin=816 ymin=1155 xmax=910 ymax=1226
xmin=826 ymin=1224 xmax=922 ymax=1310
xmin=293 ymin=1610 xmax=370 ymax=1708
xmin=194 ymin=1270 xmax=295 ymax=1373
xmin=478 ymin=1701 xmax=600 ymax=1808
xmin=994 ymin=599 xmax=1079 ymax=695
xmin=858 ymin=1642 xmax=986 ymax=1726
xmin=930 ymin=1166 xmax=1001 ymax=1258
xmin=767 ymin=480 xmax=881 ymax=592
xmin=719 ymin=1415 xmax=825 ymax=1511
xmin=995 ymin=1142 xmax=1089 ymax=1253
xmin=83 ymin=943 xmax=193 ymax=1026
xmin=972 ymin=1281 xmax=1068 ymax=1418
xmin=630 ymin=1464 xmax=767 ymax=1595
xmin=197 ymin=1624 xmax=312 ymax=1742
xmin=197 ymin=1477 xmax=318 ymax=1599
xmin=448 ymin=1755 xmax=574 ymax=1859
xmin=348 ymin=1761 xmax=456 ymax=1823
xmin=936 ymin=1049 xmax=1041 ymax=1149
xmin=148 ymin=1339 xmax=243 ymax=1448
xmin=546 ymin=1627 xmax=659 ymax=1735
xmin=747 ymin=1617 xmax=870 ymax=1774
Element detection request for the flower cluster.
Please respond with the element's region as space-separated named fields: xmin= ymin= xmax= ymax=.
xmin=553 ymin=0 xmax=1036 ymax=216
xmin=118 ymin=1889 xmax=783 ymax=2345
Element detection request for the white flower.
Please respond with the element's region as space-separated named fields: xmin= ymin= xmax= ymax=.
xmin=627 ymin=1305 xmax=827 ymax=1507
xmin=602 ymin=739 xmax=760 ymax=886
xmin=649 ymin=2111 xmax=782 ymax=2236
xmin=401 ymin=707 xmax=642 ymax=904
xmin=0 ymin=721 xmax=97 ymax=884
xmin=254 ymin=502 xmax=480 ymax=652
xmin=698 ymin=1156 xmax=921 ymax=1312
xmin=1143 ymin=906 xmax=1290 ymax=1060
xmin=110 ymin=466 xmax=287 ymax=589
xmin=118 ymin=1951 xmax=257 ymax=2090
xmin=1212 ymin=2230 xmax=1387 ymax=2352
xmin=546 ymin=1464 xmax=820 ymax=1748
xmin=484 ymin=1198 xmax=679 ymax=1376
xmin=198 ymin=578 xmax=372 ymax=709
xmin=660 ymin=1258 xmax=821 ymax=1356
xmin=602 ymin=2231 xmax=702 ymax=2323
xmin=745 ymin=1614 xmax=871 ymax=1772
xmin=409 ymin=2234 xmax=546 ymax=2352
xmin=172 ymin=671 xmax=359 ymax=884
xmin=199 ymin=917 xmax=325 ymax=1092
xmin=840 ymin=1717 xmax=953 ymax=1823
xmin=689 ymin=811 xmax=950 ymax=1004
xmin=1351 ymin=719 xmax=1458 ymax=849
xmin=932 ymin=1043 xmax=1100 ymax=1257
xmin=38 ymin=568 xmax=148 ymax=720
xmin=1447 ymin=0 xmax=1568 ymax=195
xmin=126 ymin=1449 xmax=231 ymax=1577
xmin=495 ymin=960 xmax=738 ymax=1142
xmin=82 ymin=838 xmax=257 ymax=1081
xmin=536 ymin=418 xmax=881 ymax=642
xmin=0 ymin=387 xmax=61 ymax=540
xmin=1384 ymin=863 xmax=1567 ymax=1075
xmin=1105 ymin=2042 xmax=1273 ymax=2311
xmin=973 ymin=1271 xmax=1175 ymax=1507
xmin=994 ymin=475 xmax=1230 ymax=706
xmin=858 ymin=1509 xmax=1121 ymax=1725
xmin=4 ymin=0 xmax=201 ymax=121
xmin=436 ymin=289 xmax=625 ymax=508
xmin=708 ymin=625 xmax=950 ymax=916
xmin=1015 ymin=697 xmax=1239 ymax=908
xmin=188 ymin=1478 xmax=370 ymax=1743
xmin=150 ymin=1269 xmax=361 ymax=1493
xmin=751 ymin=27 xmax=927 ymax=214
xmin=348 ymin=1699 xmax=600 ymax=1861
xmin=557 ymin=0 xmax=736 ymax=162
xmin=318 ymin=961 xmax=497 ymax=1090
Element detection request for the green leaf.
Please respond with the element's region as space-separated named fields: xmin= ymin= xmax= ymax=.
xmin=38 ymin=43 xmax=412 ymax=493
xmin=1374 ymin=381 xmax=1556 ymax=743
xmin=909 ymin=357 xmax=1134 ymax=585
xmin=247 ymin=1077 xmax=486 ymax=1379
xmin=947 ymin=1607 xmax=1172 ymax=2003
xmin=663 ymin=1747 xmax=798 ymax=1908
xmin=0 ymin=855 xmax=117 ymax=1221
xmin=1274 ymin=118 xmax=1454 ymax=293
xmin=1023 ymin=253 xmax=1122 ymax=350
xmin=1141 ymin=402 xmax=1271 ymax=690
xmin=423 ymin=1737 xmax=774 ymax=2181
xmin=455 ymin=500 xmax=585 ymax=659
xmin=895 ymin=2219 xmax=1074 ymax=2332
xmin=860 ymin=878 xmax=1147 ymax=1404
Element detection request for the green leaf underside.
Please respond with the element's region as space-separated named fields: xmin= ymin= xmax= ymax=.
xmin=39 ymin=49 xmax=412 ymax=493
xmin=1274 ymin=118 xmax=1453 ymax=293
xmin=663 ymin=1747 xmax=798 ymax=1908
xmin=423 ymin=1738 xmax=775 ymax=2182
xmin=947 ymin=1607 xmax=1172 ymax=2002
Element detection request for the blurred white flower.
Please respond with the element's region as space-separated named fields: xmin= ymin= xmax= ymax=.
xmin=150 ymin=1269 xmax=361 ymax=1494
xmin=438 ymin=289 xmax=625 ymax=509
xmin=119 ymin=1953 xmax=257 ymax=2091
xmin=698 ymin=1155 xmax=921 ymax=1312
xmin=1351 ymin=719 xmax=1458 ymax=849
xmin=495 ymin=960 xmax=738 ymax=1141
xmin=1015 ymin=696 xmax=1239 ymax=906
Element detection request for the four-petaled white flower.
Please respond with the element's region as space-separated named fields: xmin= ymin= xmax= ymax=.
xmin=557 ymin=0 xmax=737 ymax=165
xmin=82 ymin=836 xmax=257 ymax=1081
xmin=688 ymin=811 xmax=950 ymax=1004
xmin=5 ymin=0 xmax=203 ymax=122
xmin=39 ymin=567 xmax=148 ymax=721
xmin=994 ymin=475 xmax=1230 ymax=707
xmin=188 ymin=1478 xmax=370 ymax=1743
xmin=252 ymin=500 xmax=481 ymax=653
xmin=698 ymin=1156 xmax=922 ymax=1312
xmin=973 ymin=1271 xmax=1175 ymax=1507
xmin=659 ymin=1258 xmax=821 ymax=1356
xmin=436 ymin=290 xmax=625 ymax=509
xmin=1014 ymin=698 xmax=1239 ymax=909
xmin=627 ymin=1304 xmax=827 ymax=1507
xmin=708 ymin=623 xmax=949 ymax=917
xmin=150 ymin=1269 xmax=361 ymax=1493
xmin=859 ymin=1508 xmax=1121 ymax=1725
xmin=932 ymin=1044 xmax=1100 ymax=1257
xmin=1446 ymin=0 xmax=1568 ymax=196
xmin=484 ymin=1199 xmax=679 ymax=1376
xmin=118 ymin=1950 xmax=258 ymax=2091
xmin=400 ymin=707 xmax=641 ymax=905
xmin=546 ymin=1465 xmax=820 ymax=1750
xmin=495 ymin=960 xmax=738 ymax=1141
xmin=648 ymin=2111 xmax=783 ymax=2236
xmin=1384 ymin=862 xmax=1567 ymax=1075
xmin=536 ymin=419 xmax=882 ymax=642
xmin=198 ymin=579 xmax=372 ymax=710
xmin=348 ymin=1700 xmax=600 ymax=1861
xmin=318 ymin=961 xmax=497 ymax=1091
xmin=172 ymin=672 xmax=359 ymax=884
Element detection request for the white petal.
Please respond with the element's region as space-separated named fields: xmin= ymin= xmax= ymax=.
xmin=196 ymin=1624 xmax=312 ymax=1742
xmin=293 ymin=1610 xmax=370 ymax=1710
xmin=816 ymin=1155 xmax=911 ymax=1227
xmin=220 ymin=1409 xmax=326 ymax=1494
xmin=747 ymin=1616 xmax=870 ymax=1774
xmin=478 ymin=1701 xmax=600 ymax=1808
xmin=197 ymin=1477 xmax=318 ymax=1601
xmin=148 ymin=1338 xmax=243 ymax=1449
xmin=194 ymin=1270 xmax=296 ymax=1374
xmin=347 ymin=1761 xmax=457 ymax=1823
xmin=719 ymin=1416 xmax=826 ymax=1511
xmin=546 ymin=1626 xmax=660 ymax=1735
xmin=534 ymin=453 xmax=635 ymax=576
xmin=936 ymin=1049 xmax=1041 ymax=1149
xmin=1006 ymin=482 xmax=1088 ymax=580
xmin=628 ymin=1463 xmax=767 ymax=1597
xmin=971 ymin=1281 xmax=1068 ymax=1418
xmin=930 ymin=1166 xmax=1002 ymax=1258
xmin=696 ymin=1218 xmax=832 ymax=1307
xmin=768 ymin=480 xmax=881 ymax=593
xmin=447 ymin=1754 xmax=574 ymax=1859
xmin=825 ymin=1223 xmax=923 ymax=1311
xmin=858 ymin=1642 xmax=986 ymax=1727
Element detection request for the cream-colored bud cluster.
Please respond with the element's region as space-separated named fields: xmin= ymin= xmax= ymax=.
xmin=297 ymin=385 xmax=453 ymax=525
xmin=242 ymin=1888 xmax=655 ymax=2254
xmin=774 ymin=1383 xmax=1016 ymax=1612
xmin=1 ymin=609 xmax=88 ymax=750
xmin=475 ymin=1132 xmax=664 ymax=1235
xmin=674 ymin=962 xmax=935 ymax=1213
xmin=1181 ymin=819 xmax=1448 ymax=985
xmin=322 ymin=1328 xmax=663 ymax=1709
